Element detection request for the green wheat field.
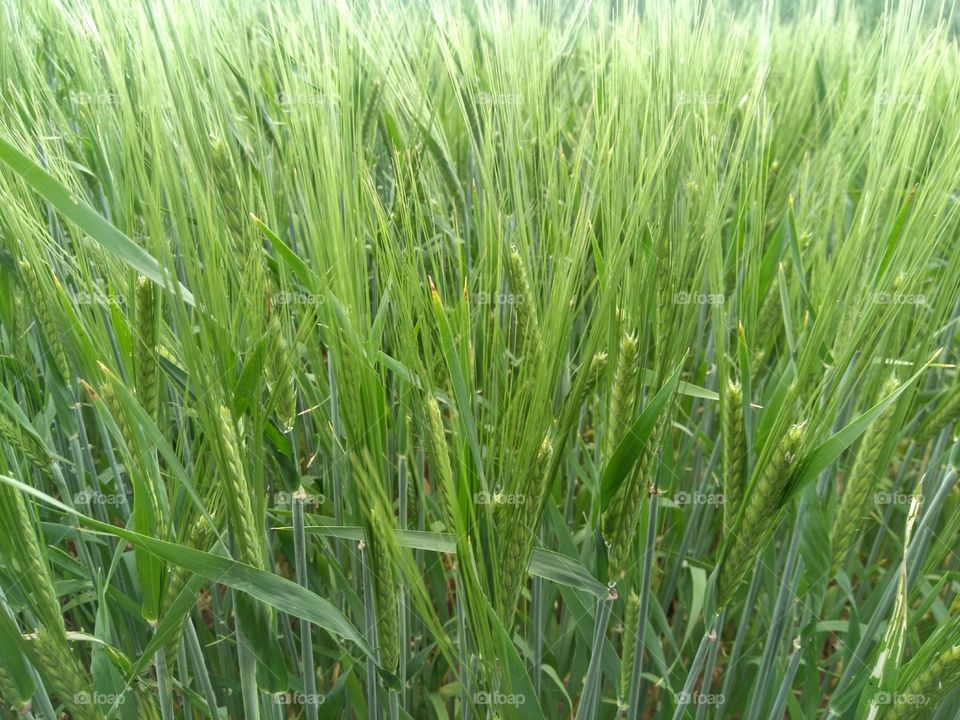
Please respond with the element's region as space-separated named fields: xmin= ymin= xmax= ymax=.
xmin=2 ymin=0 xmax=960 ymax=718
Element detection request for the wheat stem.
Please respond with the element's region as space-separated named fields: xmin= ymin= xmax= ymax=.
xmin=831 ymin=375 xmax=900 ymax=572
xmin=719 ymin=422 xmax=805 ymax=603
xmin=135 ymin=276 xmax=160 ymax=421
xmin=722 ymin=379 xmax=746 ymax=532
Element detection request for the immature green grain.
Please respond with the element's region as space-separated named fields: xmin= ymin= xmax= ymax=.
xmin=406 ymin=465 xmax=419 ymax=525
xmin=753 ymin=276 xmax=783 ymax=366
xmin=655 ymin=240 xmax=672 ymax=347
xmin=586 ymin=351 xmax=608 ymax=393
xmin=719 ymin=422 xmax=805 ymax=603
xmin=722 ymin=379 xmax=746 ymax=532
xmin=917 ymin=377 xmax=960 ymax=444
xmin=134 ymin=690 xmax=163 ymax=720
xmin=756 ymin=277 xmax=783 ymax=336
xmin=209 ymin=136 xmax=246 ymax=241
xmin=498 ymin=435 xmax=554 ymax=623
xmin=506 ymin=245 xmax=542 ymax=352
xmin=603 ymin=425 xmax=659 ymax=581
xmin=889 ymin=645 xmax=960 ymax=720
xmin=831 ymin=375 xmax=900 ymax=573
xmin=16 ymin=502 xmax=62 ymax=627
xmin=524 ymin=435 xmax=555 ymax=519
xmin=425 ymin=396 xmax=455 ymax=528
xmin=498 ymin=515 xmax=529 ymax=621
xmin=267 ymin=313 xmax=297 ymax=432
xmin=575 ymin=352 xmax=607 ymax=446
xmin=405 ymin=424 xmax=419 ymax=520
xmin=0 ymin=659 xmax=28 ymax=713
xmin=368 ymin=512 xmax=400 ymax=671
xmin=217 ymin=405 xmax=264 ymax=567
xmin=99 ymin=374 xmax=168 ymax=545
xmin=99 ymin=377 xmax=133 ymax=448
xmin=0 ymin=407 xmax=52 ymax=471
xmin=0 ymin=484 xmax=62 ymax=627
xmin=605 ymin=332 xmax=640 ymax=460
xmin=163 ymin=513 xmax=214 ymax=615
xmin=134 ymin=276 xmax=159 ymax=421
xmin=601 ymin=331 xmax=656 ymax=580
xmin=29 ymin=627 xmax=102 ymax=720
xmin=18 ymin=260 xmax=70 ymax=380
xmin=619 ymin=591 xmax=641 ymax=707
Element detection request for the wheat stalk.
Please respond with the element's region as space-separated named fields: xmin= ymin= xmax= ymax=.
xmin=889 ymin=645 xmax=960 ymax=720
xmin=266 ymin=313 xmax=297 ymax=432
xmin=831 ymin=375 xmax=900 ymax=572
xmin=18 ymin=260 xmax=70 ymax=380
xmin=28 ymin=627 xmax=102 ymax=720
xmin=507 ymin=245 xmax=542 ymax=353
xmin=618 ymin=591 xmax=641 ymax=709
xmin=720 ymin=422 xmax=805 ymax=602
xmin=604 ymin=332 xmax=640 ymax=461
xmin=0 ymin=659 xmax=29 ymax=714
xmin=0 ymin=408 xmax=52 ymax=472
xmin=917 ymin=377 xmax=960 ymax=444
xmin=209 ymin=136 xmax=246 ymax=242
xmin=134 ymin=276 xmax=160 ymax=421
xmin=603 ymin=426 xmax=659 ymax=582
xmin=163 ymin=511 xmax=215 ymax=615
xmin=498 ymin=434 xmax=554 ymax=622
xmin=216 ymin=405 xmax=264 ymax=568
xmin=722 ymin=379 xmax=747 ymax=532
xmin=425 ymin=396 xmax=456 ymax=529
xmin=368 ymin=512 xmax=400 ymax=671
